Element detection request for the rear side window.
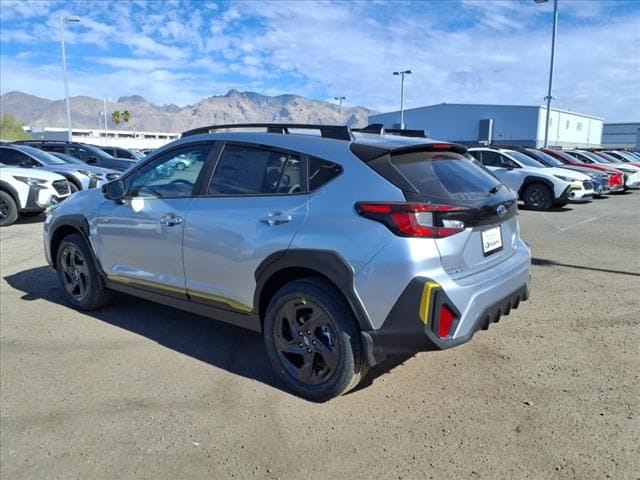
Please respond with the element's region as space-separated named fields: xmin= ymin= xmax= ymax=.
xmin=208 ymin=145 xmax=301 ymax=195
xmin=309 ymin=156 xmax=342 ymax=191
xmin=390 ymin=151 xmax=503 ymax=203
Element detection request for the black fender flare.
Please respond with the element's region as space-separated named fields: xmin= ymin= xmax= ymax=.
xmin=49 ymin=215 xmax=105 ymax=277
xmin=0 ymin=180 xmax=20 ymax=205
xmin=254 ymin=249 xmax=372 ymax=330
xmin=518 ymin=175 xmax=557 ymax=199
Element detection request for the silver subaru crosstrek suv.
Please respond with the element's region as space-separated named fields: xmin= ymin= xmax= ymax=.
xmin=44 ymin=123 xmax=531 ymax=401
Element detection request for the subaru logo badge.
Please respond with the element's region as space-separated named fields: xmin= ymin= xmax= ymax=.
xmin=496 ymin=205 xmax=507 ymax=218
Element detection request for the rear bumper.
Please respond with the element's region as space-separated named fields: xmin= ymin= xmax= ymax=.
xmin=361 ymin=247 xmax=531 ymax=365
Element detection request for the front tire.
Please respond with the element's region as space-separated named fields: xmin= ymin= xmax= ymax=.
xmin=263 ymin=278 xmax=367 ymax=401
xmin=522 ymin=183 xmax=553 ymax=210
xmin=56 ymin=233 xmax=111 ymax=310
xmin=0 ymin=191 xmax=18 ymax=227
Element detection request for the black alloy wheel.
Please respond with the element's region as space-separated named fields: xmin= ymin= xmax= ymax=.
xmin=60 ymin=244 xmax=90 ymax=303
xmin=0 ymin=191 xmax=18 ymax=227
xmin=263 ymin=278 xmax=366 ymax=401
xmin=523 ymin=183 xmax=553 ymax=210
xmin=274 ymin=298 xmax=341 ymax=385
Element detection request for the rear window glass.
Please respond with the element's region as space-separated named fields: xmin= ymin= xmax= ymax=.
xmin=309 ymin=156 xmax=342 ymax=191
xmin=390 ymin=151 xmax=503 ymax=203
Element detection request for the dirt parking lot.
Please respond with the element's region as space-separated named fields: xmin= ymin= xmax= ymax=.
xmin=1 ymin=194 xmax=639 ymax=480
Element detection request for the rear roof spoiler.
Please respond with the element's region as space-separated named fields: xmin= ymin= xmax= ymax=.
xmin=350 ymin=142 xmax=468 ymax=163
xmin=352 ymin=123 xmax=428 ymax=138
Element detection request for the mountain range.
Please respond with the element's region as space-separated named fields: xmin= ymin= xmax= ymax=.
xmin=0 ymin=90 xmax=376 ymax=133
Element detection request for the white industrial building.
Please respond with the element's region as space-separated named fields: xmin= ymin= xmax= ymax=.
xmin=602 ymin=122 xmax=640 ymax=149
xmin=369 ymin=103 xmax=603 ymax=148
xmin=23 ymin=126 xmax=180 ymax=150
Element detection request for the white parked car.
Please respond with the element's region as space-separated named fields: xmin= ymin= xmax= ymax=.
xmin=468 ymin=147 xmax=594 ymax=210
xmin=0 ymin=164 xmax=71 ymax=226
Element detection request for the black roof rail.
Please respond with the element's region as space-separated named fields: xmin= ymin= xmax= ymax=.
xmin=181 ymin=123 xmax=353 ymax=141
xmin=352 ymin=123 xmax=427 ymax=138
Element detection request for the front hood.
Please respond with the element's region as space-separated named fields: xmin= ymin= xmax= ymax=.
xmin=544 ymin=166 xmax=590 ymax=180
xmin=48 ymin=164 xmax=115 ymax=176
xmin=0 ymin=166 xmax=67 ymax=182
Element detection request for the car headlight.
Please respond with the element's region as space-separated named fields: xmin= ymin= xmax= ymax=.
xmin=13 ymin=176 xmax=47 ymax=188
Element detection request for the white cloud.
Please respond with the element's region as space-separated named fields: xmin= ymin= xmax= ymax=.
xmin=0 ymin=0 xmax=638 ymax=122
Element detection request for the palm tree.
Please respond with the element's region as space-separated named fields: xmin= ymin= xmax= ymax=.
xmin=122 ymin=110 xmax=131 ymax=126
xmin=111 ymin=110 xmax=121 ymax=127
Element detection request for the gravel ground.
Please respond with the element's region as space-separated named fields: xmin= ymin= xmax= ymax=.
xmin=1 ymin=194 xmax=639 ymax=480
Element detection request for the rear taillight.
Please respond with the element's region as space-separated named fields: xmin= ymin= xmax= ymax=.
xmin=609 ymin=173 xmax=623 ymax=187
xmin=355 ymin=202 xmax=469 ymax=238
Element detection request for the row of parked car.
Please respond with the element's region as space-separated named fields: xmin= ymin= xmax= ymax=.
xmin=1 ymin=134 xmax=639 ymax=227
xmin=467 ymin=146 xmax=640 ymax=210
xmin=0 ymin=140 xmax=152 ymax=226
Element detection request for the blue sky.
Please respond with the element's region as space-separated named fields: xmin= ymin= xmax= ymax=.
xmin=1 ymin=0 xmax=639 ymax=121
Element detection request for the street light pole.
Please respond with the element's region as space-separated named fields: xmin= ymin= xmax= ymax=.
xmin=334 ymin=96 xmax=346 ymax=123
xmin=393 ymin=70 xmax=412 ymax=129
xmin=59 ymin=16 xmax=80 ymax=142
xmin=536 ymin=0 xmax=558 ymax=148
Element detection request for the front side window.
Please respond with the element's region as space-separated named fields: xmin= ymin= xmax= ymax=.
xmin=0 ymin=148 xmax=30 ymax=166
xmin=127 ymin=145 xmax=211 ymax=198
xmin=208 ymin=145 xmax=301 ymax=195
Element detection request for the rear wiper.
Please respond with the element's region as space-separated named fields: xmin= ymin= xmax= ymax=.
xmin=488 ymin=185 xmax=501 ymax=196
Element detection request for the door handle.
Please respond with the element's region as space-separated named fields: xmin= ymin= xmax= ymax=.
xmin=160 ymin=214 xmax=184 ymax=226
xmin=260 ymin=212 xmax=292 ymax=226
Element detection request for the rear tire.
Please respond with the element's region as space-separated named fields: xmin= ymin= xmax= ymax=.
xmin=56 ymin=233 xmax=111 ymax=310
xmin=522 ymin=183 xmax=553 ymax=210
xmin=69 ymin=182 xmax=80 ymax=194
xmin=0 ymin=191 xmax=18 ymax=227
xmin=263 ymin=278 xmax=367 ymax=401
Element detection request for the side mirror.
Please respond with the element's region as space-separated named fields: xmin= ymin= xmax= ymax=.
xmin=87 ymin=156 xmax=98 ymax=164
xmin=20 ymin=159 xmax=34 ymax=168
xmin=102 ymin=180 xmax=125 ymax=201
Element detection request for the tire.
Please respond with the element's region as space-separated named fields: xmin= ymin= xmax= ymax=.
xmin=0 ymin=191 xmax=18 ymax=227
xmin=522 ymin=183 xmax=553 ymax=211
xmin=263 ymin=277 xmax=367 ymax=402
xmin=69 ymin=182 xmax=80 ymax=194
xmin=175 ymin=162 xmax=186 ymax=171
xmin=56 ymin=233 xmax=111 ymax=310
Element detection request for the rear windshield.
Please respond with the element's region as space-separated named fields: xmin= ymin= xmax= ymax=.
xmin=390 ymin=151 xmax=505 ymax=203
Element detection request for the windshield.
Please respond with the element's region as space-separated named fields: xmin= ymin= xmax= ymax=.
xmin=505 ymin=150 xmax=545 ymax=168
xmin=18 ymin=145 xmax=68 ymax=165
xmin=580 ymin=151 xmax=612 ymax=164
xmin=526 ymin=149 xmax=564 ymax=167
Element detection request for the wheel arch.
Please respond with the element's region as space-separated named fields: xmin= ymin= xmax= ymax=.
xmin=254 ymin=249 xmax=372 ymax=331
xmin=49 ymin=216 xmax=99 ymax=272
xmin=518 ymin=175 xmax=557 ymax=198
xmin=0 ymin=181 xmax=20 ymax=206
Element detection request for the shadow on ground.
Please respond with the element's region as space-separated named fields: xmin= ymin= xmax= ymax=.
xmin=4 ymin=266 xmax=409 ymax=400
xmin=532 ymin=257 xmax=640 ymax=277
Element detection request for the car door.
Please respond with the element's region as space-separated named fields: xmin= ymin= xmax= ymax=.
xmin=182 ymin=143 xmax=308 ymax=313
xmin=94 ymin=143 xmax=214 ymax=297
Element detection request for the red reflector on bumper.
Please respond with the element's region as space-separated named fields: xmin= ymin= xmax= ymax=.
xmin=439 ymin=304 xmax=456 ymax=338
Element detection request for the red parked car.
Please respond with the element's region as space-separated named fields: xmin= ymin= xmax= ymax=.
xmin=541 ymin=149 xmax=625 ymax=192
